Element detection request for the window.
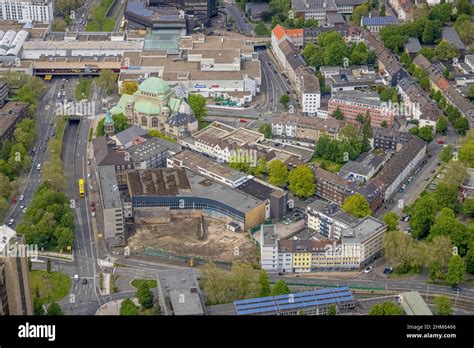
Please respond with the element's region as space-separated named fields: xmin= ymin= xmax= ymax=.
xmin=141 ymin=116 xmax=148 ymax=127
xmin=152 ymin=117 xmax=158 ymax=127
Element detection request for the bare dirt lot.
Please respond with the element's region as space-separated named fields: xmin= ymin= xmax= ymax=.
xmin=127 ymin=215 xmax=258 ymax=263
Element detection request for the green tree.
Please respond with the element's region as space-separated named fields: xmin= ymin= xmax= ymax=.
xmin=268 ymin=160 xmax=289 ymax=187
xmin=46 ymin=302 xmax=63 ymax=315
xmin=33 ymin=297 xmax=45 ymax=315
xmin=434 ymin=40 xmax=460 ymax=61
xmin=454 ymin=117 xmax=469 ymax=136
xmin=351 ymin=4 xmax=369 ymax=25
xmin=465 ymin=242 xmax=474 ymax=274
xmin=380 ymin=4 xmax=385 ymax=16
xmin=436 ymin=116 xmax=448 ymax=134
xmin=409 ymin=194 xmax=438 ymax=239
xmin=420 ymin=47 xmax=435 ymax=61
xmin=136 ymin=283 xmax=154 ymax=309
xmin=369 ymin=301 xmax=404 ymax=315
xmin=429 ymin=3 xmax=452 ymax=24
xmin=270 ymin=280 xmax=290 ymax=296
xmin=425 ymin=235 xmax=453 ymax=281
xmin=439 ymin=144 xmax=453 ymax=163
xmin=0 ymin=173 xmax=11 ymax=200
xmin=434 ymin=296 xmax=452 ymax=315
xmin=279 ymin=95 xmax=290 ymax=110
xmin=120 ymin=298 xmax=140 ymax=315
xmin=350 ymin=42 xmax=369 ymax=65
xmin=459 ymin=140 xmax=474 ymax=167
xmin=417 ymin=126 xmax=433 ymax=142
xmin=46 ymin=258 xmax=51 ymax=273
xmin=327 ymin=304 xmax=337 ymax=315
xmin=456 ymin=0 xmax=472 ymax=15
xmin=288 ymin=164 xmax=316 ymax=198
xmin=255 ymin=158 xmax=269 ymax=178
xmin=258 ymin=271 xmax=271 ymax=297
xmin=432 ymin=183 xmax=459 ymax=211
xmin=258 ymin=123 xmax=272 ymax=139
xmin=331 ymin=107 xmax=344 ymax=120
xmin=96 ymin=69 xmax=117 ymax=95
xmin=383 ymin=231 xmax=424 ymax=273
xmin=400 ymin=52 xmax=412 ymax=67
xmin=462 ymin=199 xmax=474 ymax=217
xmin=342 ymin=193 xmax=372 ymax=218
xmin=361 ymin=112 xmax=372 ymax=153
xmin=254 ymin=21 xmax=270 ymax=36
xmin=188 ymin=94 xmax=207 ymax=121
xmin=14 ymin=118 xmax=37 ymax=150
xmin=422 ymin=20 xmax=440 ymax=44
xmin=468 ymin=85 xmax=474 ymax=102
xmin=120 ymin=81 xmax=138 ymax=95
xmin=383 ymin=212 xmax=399 ymax=231
xmin=446 ymin=254 xmax=466 ymax=286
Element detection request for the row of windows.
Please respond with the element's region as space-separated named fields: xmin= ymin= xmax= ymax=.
xmin=133 ymin=200 xmax=244 ymax=221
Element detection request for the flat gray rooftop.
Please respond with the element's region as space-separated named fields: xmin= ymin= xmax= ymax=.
xmin=97 ymin=165 xmax=122 ymax=209
xmin=157 ymin=269 xmax=205 ymax=315
xmin=342 ymin=216 xmax=386 ymax=244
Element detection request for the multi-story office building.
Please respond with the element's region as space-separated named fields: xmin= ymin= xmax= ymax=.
xmin=271 ymin=115 xmax=343 ymax=143
xmin=260 ymin=217 xmax=387 ymax=273
xmin=328 ymin=90 xmax=395 ymax=128
xmin=0 ymin=225 xmax=33 ymax=315
xmin=96 ymin=165 xmax=126 ymax=246
xmin=0 ymin=0 xmax=53 ymax=23
xmin=306 ymin=201 xmax=358 ymax=240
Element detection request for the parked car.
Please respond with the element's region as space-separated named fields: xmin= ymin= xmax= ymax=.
xmin=74 ymin=274 xmax=79 ymax=282
xmin=364 ymin=266 xmax=373 ymax=274
xmin=19 ymin=203 xmax=25 ymax=209
xmin=19 ymin=195 xmax=24 ymax=201
xmin=7 ymin=218 xmax=14 ymax=226
xmin=383 ymin=267 xmax=394 ymax=274
xmin=451 ymin=286 xmax=461 ymax=292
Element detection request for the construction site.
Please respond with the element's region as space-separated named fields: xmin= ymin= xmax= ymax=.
xmin=126 ymin=212 xmax=258 ymax=263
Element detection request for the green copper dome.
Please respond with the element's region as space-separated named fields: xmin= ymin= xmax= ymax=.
xmin=104 ymin=110 xmax=114 ymax=125
xmin=138 ymin=77 xmax=171 ymax=95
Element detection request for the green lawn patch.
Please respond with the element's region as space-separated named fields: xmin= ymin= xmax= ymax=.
xmin=29 ymin=270 xmax=71 ymax=303
xmin=131 ymin=279 xmax=157 ymax=289
xmin=75 ymin=78 xmax=92 ymax=101
xmin=85 ymin=0 xmax=117 ymax=32
xmin=310 ymin=157 xmax=343 ymax=174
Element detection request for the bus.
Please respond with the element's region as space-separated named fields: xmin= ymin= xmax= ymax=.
xmin=78 ymin=179 xmax=85 ymax=198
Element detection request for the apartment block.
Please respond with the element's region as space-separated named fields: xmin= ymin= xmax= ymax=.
xmin=373 ymin=136 xmax=427 ymax=201
xmin=260 ymin=217 xmax=387 ymax=272
xmin=328 ymin=90 xmax=394 ymax=128
xmin=0 ymin=0 xmax=53 ymax=22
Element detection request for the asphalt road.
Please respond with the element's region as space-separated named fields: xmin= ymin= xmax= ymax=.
xmin=69 ymin=0 xmax=97 ymax=31
xmin=4 ymin=80 xmax=61 ymax=228
xmin=225 ymin=3 xmax=254 ymax=35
